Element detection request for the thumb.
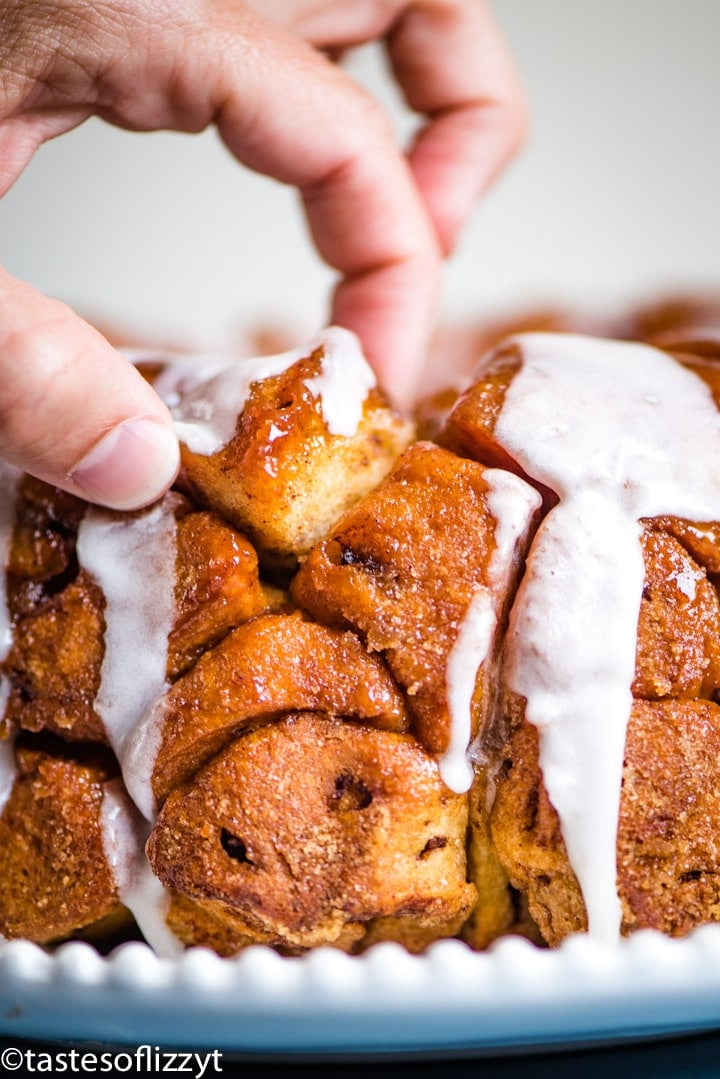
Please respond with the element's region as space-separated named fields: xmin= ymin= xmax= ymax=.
xmin=0 ymin=267 xmax=179 ymax=509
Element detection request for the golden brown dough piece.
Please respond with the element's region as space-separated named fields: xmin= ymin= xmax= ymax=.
xmin=169 ymin=507 xmax=269 ymax=678
xmin=0 ymin=739 xmax=127 ymax=943
xmin=438 ymin=337 xmax=720 ymax=948
xmin=292 ymin=440 xmax=539 ymax=757
xmin=414 ymin=308 xmax=600 ymax=441
xmin=621 ymin=293 xmax=720 ymax=344
xmin=137 ymin=610 xmax=409 ymax=808
xmin=2 ymin=572 xmax=106 ymax=743
xmin=2 ymin=487 xmax=270 ymax=744
xmin=2 ymin=478 xmax=106 ymax=743
xmin=651 ymin=516 xmax=720 ymax=577
xmin=442 ymin=331 xmax=720 ymax=494
xmin=291 ymin=440 xmax=540 ymax=951
xmin=171 ymin=339 xmax=414 ymax=573
xmin=439 ymin=343 xmax=558 ymax=511
xmin=5 ymin=476 xmax=86 ymax=619
xmin=164 ymin=892 xmax=261 ymax=958
xmin=147 ymin=713 xmax=476 ymax=952
xmin=491 ymin=510 xmax=720 ymax=946
xmin=634 ymin=524 xmax=720 ymax=700
xmin=492 ymin=700 xmax=720 ymax=944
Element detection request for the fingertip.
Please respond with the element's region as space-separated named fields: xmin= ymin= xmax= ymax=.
xmin=70 ymin=417 xmax=180 ymax=511
xmin=331 ymin=256 xmax=440 ymax=410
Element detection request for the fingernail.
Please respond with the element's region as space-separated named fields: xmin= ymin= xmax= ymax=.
xmin=71 ymin=419 xmax=180 ymax=511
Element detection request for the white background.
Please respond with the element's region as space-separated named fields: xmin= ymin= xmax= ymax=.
xmin=0 ymin=0 xmax=718 ymax=349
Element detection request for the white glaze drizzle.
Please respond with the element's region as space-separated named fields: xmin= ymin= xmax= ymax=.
xmin=147 ymin=326 xmax=376 ymax=455
xmin=0 ymin=680 xmax=10 ymax=733
xmin=76 ymin=498 xmax=180 ymax=950
xmin=0 ymin=736 xmax=15 ymax=818
xmin=301 ymin=328 xmax=376 ymax=437
xmin=76 ymin=498 xmax=178 ymax=807
xmin=493 ymin=332 xmax=720 ymax=943
xmin=120 ymin=699 xmax=166 ymax=823
xmin=674 ymin=565 xmax=702 ymax=600
xmin=100 ymin=780 xmax=182 ymax=957
xmin=443 ymin=590 xmax=495 ymax=794
xmin=441 ymin=469 xmax=541 ymax=793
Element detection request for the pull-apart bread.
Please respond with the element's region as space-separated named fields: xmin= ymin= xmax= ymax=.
xmin=1 ymin=325 xmax=720 ymax=956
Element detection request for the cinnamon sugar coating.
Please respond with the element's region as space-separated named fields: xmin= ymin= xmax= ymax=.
xmin=175 ymin=345 xmax=414 ymax=573
xmin=492 ymin=700 xmax=720 ymax=944
xmin=3 ymin=572 xmax=106 ymax=743
xmin=4 ymin=324 xmax=720 ymax=957
xmin=169 ymin=508 xmax=269 ymax=678
xmin=634 ymin=524 xmax=720 ymax=700
xmin=440 ymin=345 xmax=558 ymax=510
xmin=0 ymin=740 xmax=123 ymax=943
xmin=1 ymin=486 xmax=271 ymax=743
xmin=291 ymin=441 xmax=525 ymax=757
xmin=147 ymin=713 xmax=475 ymax=952
xmin=146 ymin=610 xmax=410 ymax=807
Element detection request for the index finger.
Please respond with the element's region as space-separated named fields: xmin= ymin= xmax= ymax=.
xmin=202 ymin=6 xmax=441 ymax=404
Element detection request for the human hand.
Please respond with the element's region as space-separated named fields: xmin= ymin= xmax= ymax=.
xmin=0 ymin=0 xmax=525 ymax=509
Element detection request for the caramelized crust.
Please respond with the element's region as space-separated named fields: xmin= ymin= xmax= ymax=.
xmin=6 ymin=476 xmax=86 ymax=620
xmin=292 ymin=441 xmax=534 ymax=756
xmin=650 ymin=516 xmax=720 ymax=577
xmin=147 ymin=713 xmax=475 ymax=952
xmin=176 ymin=346 xmax=414 ymax=573
xmin=492 ymin=701 xmax=720 ymax=944
xmin=164 ymin=891 xmax=269 ymax=957
xmin=634 ymin=525 xmax=720 ymax=699
xmin=143 ymin=610 xmax=409 ymax=807
xmin=439 ymin=345 xmax=521 ymax=475
xmin=440 ymin=346 xmax=559 ymax=512
xmin=2 ymin=488 xmax=270 ymax=744
xmin=3 ymin=572 xmax=107 ymax=743
xmin=169 ymin=510 xmax=268 ymax=678
xmin=460 ymin=771 xmax=517 ymax=949
xmin=6 ymin=325 xmax=720 ymax=959
xmin=0 ymin=741 xmax=121 ymax=943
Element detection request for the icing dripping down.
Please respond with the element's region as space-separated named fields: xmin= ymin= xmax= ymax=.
xmin=301 ymin=329 xmax=376 ymax=437
xmin=78 ymin=499 xmax=180 ymax=949
xmin=494 ymin=333 xmax=720 ymax=943
xmin=0 ymin=737 xmax=15 ymax=818
xmin=76 ymin=498 xmax=178 ymax=807
xmin=100 ymin=780 xmax=182 ymax=957
xmin=441 ymin=469 xmax=541 ymax=793
xmin=143 ymin=326 xmax=376 ymax=455
xmin=121 ymin=699 xmax=167 ymax=823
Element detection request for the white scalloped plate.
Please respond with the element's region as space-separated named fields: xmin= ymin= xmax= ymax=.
xmin=2 ymin=929 xmax=720 ymax=1056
